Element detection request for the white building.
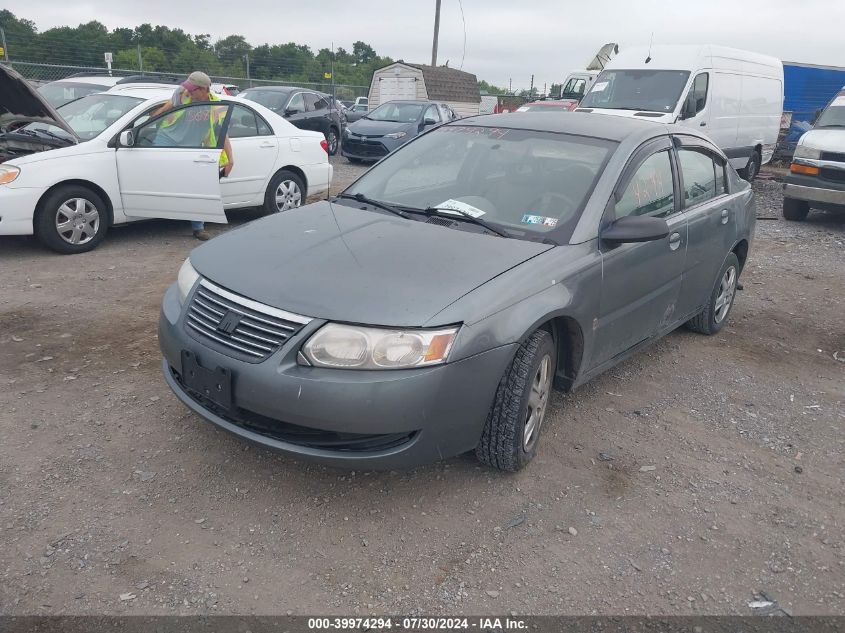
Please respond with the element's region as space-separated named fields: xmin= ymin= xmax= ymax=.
xmin=368 ymin=62 xmax=481 ymax=118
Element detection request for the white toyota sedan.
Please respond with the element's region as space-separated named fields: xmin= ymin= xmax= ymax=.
xmin=0 ymin=66 xmax=332 ymax=254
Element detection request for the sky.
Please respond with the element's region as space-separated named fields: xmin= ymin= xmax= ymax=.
xmin=5 ymin=0 xmax=845 ymax=91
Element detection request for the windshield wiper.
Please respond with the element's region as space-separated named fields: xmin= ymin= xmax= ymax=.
xmin=336 ymin=193 xmax=410 ymax=219
xmin=423 ymin=206 xmax=511 ymax=238
xmin=32 ymin=128 xmax=73 ymax=142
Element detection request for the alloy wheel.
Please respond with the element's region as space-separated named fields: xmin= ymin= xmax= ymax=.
xmin=55 ymin=198 xmax=100 ymax=246
xmin=714 ymin=266 xmax=737 ymax=324
xmin=523 ymin=354 xmax=553 ymax=452
xmin=275 ymin=180 xmax=302 ymax=212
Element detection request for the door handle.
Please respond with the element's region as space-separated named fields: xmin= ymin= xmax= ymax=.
xmin=700 ymin=122 xmax=707 ymax=126
xmin=259 ymin=142 xmax=275 ymax=148
xmin=720 ymin=209 xmax=730 ymax=225
xmin=669 ymin=232 xmax=682 ymax=251
xmin=193 ymin=156 xmax=217 ymax=164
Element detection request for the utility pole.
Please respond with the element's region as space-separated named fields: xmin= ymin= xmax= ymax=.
xmin=331 ymin=41 xmax=336 ymax=99
xmin=0 ymin=28 xmax=9 ymax=62
xmin=530 ymin=74 xmax=534 ymax=94
xmin=508 ymin=78 xmax=512 ymax=94
xmin=244 ymin=53 xmax=251 ymax=88
xmin=431 ymin=0 xmax=441 ymax=67
xmin=137 ymin=44 xmax=143 ymax=73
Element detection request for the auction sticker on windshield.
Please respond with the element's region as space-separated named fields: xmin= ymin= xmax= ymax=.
xmin=591 ymin=81 xmax=609 ymax=92
xmin=521 ymin=214 xmax=558 ymax=227
xmin=435 ymin=199 xmax=487 ymax=218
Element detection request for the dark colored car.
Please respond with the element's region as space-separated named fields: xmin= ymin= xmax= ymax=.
xmin=238 ymin=86 xmax=345 ymax=155
xmin=341 ymin=100 xmax=456 ymax=163
xmin=159 ymin=112 xmax=754 ymax=472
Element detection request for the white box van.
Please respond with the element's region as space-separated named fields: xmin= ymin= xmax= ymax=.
xmin=577 ymin=45 xmax=784 ymax=180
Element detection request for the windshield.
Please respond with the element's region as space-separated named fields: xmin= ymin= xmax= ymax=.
xmin=367 ymin=102 xmax=424 ymax=123
xmin=344 ymin=125 xmax=615 ymax=243
xmin=580 ymin=69 xmax=691 ymax=113
xmin=38 ymin=82 xmax=109 ymax=108
xmin=816 ymin=96 xmax=845 ymax=128
xmin=240 ymin=89 xmax=292 ymax=112
xmin=26 ymin=94 xmax=143 ymax=141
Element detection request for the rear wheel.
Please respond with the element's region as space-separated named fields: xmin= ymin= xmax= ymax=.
xmin=476 ymin=329 xmax=556 ymax=472
xmin=739 ymin=149 xmax=761 ymax=181
xmin=263 ymin=170 xmax=305 ymax=214
xmin=326 ymin=127 xmax=339 ymax=156
xmin=686 ymin=253 xmax=739 ymax=335
xmin=35 ymin=185 xmax=109 ymax=254
xmin=782 ymin=198 xmax=810 ymax=221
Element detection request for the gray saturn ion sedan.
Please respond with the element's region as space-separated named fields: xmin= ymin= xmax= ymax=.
xmin=159 ymin=113 xmax=755 ymax=471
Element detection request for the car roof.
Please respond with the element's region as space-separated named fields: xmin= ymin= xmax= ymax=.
xmin=51 ymin=76 xmax=123 ymax=87
xmin=241 ymin=86 xmax=296 ymax=92
xmin=458 ymin=111 xmax=672 ymax=142
xmin=104 ymin=84 xmax=176 ymax=100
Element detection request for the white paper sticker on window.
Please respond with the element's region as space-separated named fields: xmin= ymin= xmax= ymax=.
xmin=434 ymin=199 xmax=486 ymax=217
xmin=591 ymin=81 xmax=609 ymax=93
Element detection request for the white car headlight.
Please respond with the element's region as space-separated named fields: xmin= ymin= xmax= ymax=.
xmin=176 ymin=258 xmax=200 ymax=305
xmin=794 ymin=145 xmax=821 ymax=160
xmin=385 ymin=131 xmax=407 ymax=139
xmin=0 ymin=165 xmax=20 ymax=185
xmin=301 ymin=323 xmax=459 ymax=370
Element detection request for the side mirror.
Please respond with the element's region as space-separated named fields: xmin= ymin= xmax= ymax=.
xmin=812 ymin=108 xmax=822 ymax=124
xmin=118 ymin=130 xmax=135 ymax=147
xmin=424 ymin=117 xmax=438 ymax=126
xmin=602 ymin=215 xmax=670 ymax=244
xmin=285 ymin=109 xmax=299 ymax=117
xmin=679 ymin=96 xmax=695 ymax=120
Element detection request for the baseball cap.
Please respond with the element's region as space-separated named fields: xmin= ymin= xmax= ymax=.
xmin=181 ymin=71 xmax=212 ymax=91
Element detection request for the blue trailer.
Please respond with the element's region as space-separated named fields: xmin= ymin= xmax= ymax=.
xmin=777 ymin=61 xmax=845 ymax=158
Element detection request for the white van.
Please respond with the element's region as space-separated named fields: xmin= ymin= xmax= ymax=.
xmin=577 ymin=45 xmax=784 ymax=180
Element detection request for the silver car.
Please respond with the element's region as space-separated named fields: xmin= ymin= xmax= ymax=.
xmin=159 ymin=113 xmax=755 ymax=471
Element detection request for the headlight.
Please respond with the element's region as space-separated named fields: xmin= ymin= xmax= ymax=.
xmin=176 ymin=258 xmax=200 ymax=305
xmin=385 ymin=131 xmax=407 ymax=139
xmin=794 ymin=145 xmax=821 ymax=160
xmin=0 ymin=165 xmax=20 ymax=185
xmin=301 ymin=323 xmax=459 ymax=370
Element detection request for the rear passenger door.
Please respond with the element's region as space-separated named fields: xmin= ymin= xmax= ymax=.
xmin=673 ymin=136 xmax=737 ymax=318
xmin=591 ymin=138 xmax=688 ymax=369
xmin=222 ymin=103 xmax=278 ymax=206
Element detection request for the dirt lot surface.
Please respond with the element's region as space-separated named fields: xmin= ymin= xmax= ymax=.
xmin=1 ymin=160 xmax=843 ymax=616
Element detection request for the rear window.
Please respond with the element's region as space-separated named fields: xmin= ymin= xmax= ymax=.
xmin=240 ymin=90 xmax=292 ymax=112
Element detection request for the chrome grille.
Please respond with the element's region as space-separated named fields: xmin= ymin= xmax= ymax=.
xmin=184 ymin=279 xmax=311 ymax=362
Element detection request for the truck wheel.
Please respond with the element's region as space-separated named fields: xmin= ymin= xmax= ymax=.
xmin=739 ymin=150 xmax=761 ymax=181
xmin=35 ymin=185 xmax=109 ymax=254
xmin=476 ymin=329 xmax=556 ymax=472
xmin=782 ymin=198 xmax=810 ymax=221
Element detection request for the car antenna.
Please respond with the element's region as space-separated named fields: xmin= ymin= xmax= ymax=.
xmin=645 ymin=32 xmax=654 ymax=64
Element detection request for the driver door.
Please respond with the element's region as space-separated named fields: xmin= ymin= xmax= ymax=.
xmin=116 ymin=102 xmax=232 ymax=222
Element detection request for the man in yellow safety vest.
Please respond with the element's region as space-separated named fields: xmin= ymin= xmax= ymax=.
xmin=151 ymin=71 xmax=234 ymax=240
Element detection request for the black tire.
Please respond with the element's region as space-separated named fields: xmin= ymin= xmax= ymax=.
xmin=263 ymin=169 xmax=306 ymax=214
xmin=738 ymin=150 xmax=761 ymax=182
xmin=346 ymin=157 xmax=364 ymax=164
xmin=476 ymin=329 xmax=556 ymax=472
xmin=35 ymin=185 xmax=109 ymax=254
xmin=782 ymin=198 xmax=810 ymax=221
xmin=326 ymin=127 xmax=339 ymax=156
xmin=686 ymin=252 xmax=740 ymax=335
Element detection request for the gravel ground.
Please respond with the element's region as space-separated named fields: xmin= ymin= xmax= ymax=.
xmin=0 ymin=161 xmax=843 ymax=616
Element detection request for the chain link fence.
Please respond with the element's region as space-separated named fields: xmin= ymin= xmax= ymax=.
xmin=4 ymin=60 xmax=369 ymax=101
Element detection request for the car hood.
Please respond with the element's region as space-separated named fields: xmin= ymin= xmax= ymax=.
xmin=348 ymin=118 xmax=415 ymax=137
xmin=576 ymin=107 xmax=674 ymax=123
xmin=801 ymin=128 xmax=845 ymax=152
xmin=190 ymin=201 xmax=552 ymax=326
xmin=0 ymin=65 xmax=78 ymax=139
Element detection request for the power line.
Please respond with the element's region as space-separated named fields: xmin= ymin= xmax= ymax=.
xmin=456 ymin=0 xmax=466 ymax=71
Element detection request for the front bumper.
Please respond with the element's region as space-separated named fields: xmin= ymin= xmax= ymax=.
xmin=159 ymin=283 xmax=515 ymax=469
xmin=341 ymin=135 xmax=393 ymax=160
xmin=0 ymin=186 xmax=42 ymax=235
xmin=783 ymin=172 xmax=845 ymax=208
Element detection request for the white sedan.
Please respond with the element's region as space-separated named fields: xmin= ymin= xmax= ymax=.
xmin=0 ymin=66 xmax=332 ymax=254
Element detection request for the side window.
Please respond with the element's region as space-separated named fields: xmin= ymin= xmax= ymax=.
xmin=287 ymin=92 xmax=305 ymax=114
xmin=691 ymin=73 xmax=709 ymax=114
xmin=303 ymin=93 xmax=319 ymax=112
xmin=134 ymin=103 xmax=228 ymax=148
xmin=678 ymin=149 xmax=717 ymax=206
xmin=228 ymin=104 xmax=260 ymax=138
xmin=312 ymin=95 xmax=329 ymax=111
xmin=424 ymin=105 xmax=441 ymax=123
xmin=131 ymin=103 xmax=166 ymax=129
xmin=714 ymin=158 xmax=727 ymax=196
xmin=256 ymin=114 xmax=274 ymax=136
xmin=616 ymin=151 xmax=675 ymax=219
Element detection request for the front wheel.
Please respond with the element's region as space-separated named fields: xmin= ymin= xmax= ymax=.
xmin=686 ymin=252 xmax=740 ymax=335
xmin=476 ymin=329 xmax=556 ymax=472
xmin=782 ymin=198 xmax=810 ymax=221
xmin=263 ymin=170 xmax=305 ymax=214
xmin=35 ymin=185 xmax=109 ymax=254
